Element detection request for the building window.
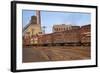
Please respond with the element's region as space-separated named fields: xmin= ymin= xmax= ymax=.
xmin=39 ymin=32 xmax=42 ymax=34
xmin=57 ymin=28 xmax=59 ymax=31
xmin=64 ymin=28 xmax=65 ymax=31
xmin=56 ymin=28 xmax=57 ymax=31
xmin=58 ymin=28 xmax=60 ymax=31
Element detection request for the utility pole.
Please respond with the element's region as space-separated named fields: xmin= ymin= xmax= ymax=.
xmin=42 ymin=26 xmax=46 ymax=34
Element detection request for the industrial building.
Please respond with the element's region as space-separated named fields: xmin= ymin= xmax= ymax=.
xmin=23 ymin=11 xmax=42 ymax=38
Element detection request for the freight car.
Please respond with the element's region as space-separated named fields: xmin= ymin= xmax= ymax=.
xmin=80 ymin=25 xmax=91 ymax=46
xmin=63 ymin=29 xmax=81 ymax=46
xmin=52 ymin=32 xmax=65 ymax=45
xmin=38 ymin=34 xmax=53 ymax=46
xmin=81 ymin=34 xmax=91 ymax=46
xmin=52 ymin=29 xmax=81 ymax=46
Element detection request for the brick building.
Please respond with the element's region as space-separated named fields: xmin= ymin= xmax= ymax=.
xmin=53 ymin=24 xmax=80 ymax=32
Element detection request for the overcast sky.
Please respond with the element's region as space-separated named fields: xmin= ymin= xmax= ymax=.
xmin=22 ymin=10 xmax=91 ymax=33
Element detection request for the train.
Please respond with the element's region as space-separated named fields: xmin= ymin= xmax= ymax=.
xmin=23 ymin=25 xmax=91 ymax=46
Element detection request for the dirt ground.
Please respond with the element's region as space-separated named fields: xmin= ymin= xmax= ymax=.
xmin=22 ymin=46 xmax=91 ymax=63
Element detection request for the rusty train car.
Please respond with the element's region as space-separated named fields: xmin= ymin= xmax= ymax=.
xmin=53 ymin=29 xmax=80 ymax=46
xmin=23 ymin=25 xmax=91 ymax=46
xmin=80 ymin=25 xmax=91 ymax=46
xmin=38 ymin=34 xmax=53 ymax=46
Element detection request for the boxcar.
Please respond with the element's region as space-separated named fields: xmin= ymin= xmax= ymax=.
xmin=80 ymin=32 xmax=91 ymax=46
xmin=80 ymin=25 xmax=91 ymax=46
xmin=63 ymin=29 xmax=81 ymax=46
xmin=38 ymin=34 xmax=53 ymax=46
xmin=52 ymin=32 xmax=65 ymax=45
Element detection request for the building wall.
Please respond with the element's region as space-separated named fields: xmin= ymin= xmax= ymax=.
xmin=53 ymin=24 xmax=80 ymax=32
xmin=24 ymin=24 xmax=42 ymax=37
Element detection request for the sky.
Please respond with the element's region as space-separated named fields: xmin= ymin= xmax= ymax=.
xmin=22 ymin=10 xmax=91 ymax=33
